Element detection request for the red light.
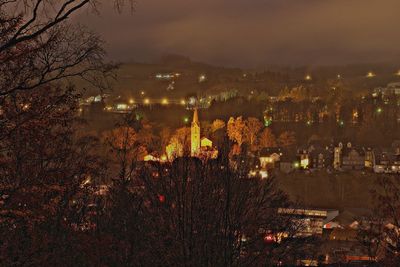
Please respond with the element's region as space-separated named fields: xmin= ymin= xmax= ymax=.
xmin=158 ymin=195 xmax=165 ymax=203
xmin=264 ymin=234 xmax=275 ymax=243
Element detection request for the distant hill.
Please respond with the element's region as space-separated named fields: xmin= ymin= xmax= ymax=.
xmin=75 ymin=56 xmax=400 ymax=99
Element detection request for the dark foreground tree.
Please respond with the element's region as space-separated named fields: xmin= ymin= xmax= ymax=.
xmin=0 ymin=85 xmax=107 ymax=266
xmin=128 ymin=154 xmax=313 ymax=266
xmin=357 ymin=177 xmax=400 ymax=266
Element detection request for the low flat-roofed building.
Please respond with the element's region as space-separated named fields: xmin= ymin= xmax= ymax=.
xmin=278 ymin=208 xmax=339 ymax=237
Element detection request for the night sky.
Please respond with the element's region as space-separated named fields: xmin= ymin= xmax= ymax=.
xmin=75 ymin=0 xmax=400 ymax=67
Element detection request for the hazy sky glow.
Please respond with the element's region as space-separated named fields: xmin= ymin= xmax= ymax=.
xmin=76 ymin=0 xmax=400 ymax=67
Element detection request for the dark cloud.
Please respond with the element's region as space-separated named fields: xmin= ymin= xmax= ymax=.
xmin=75 ymin=0 xmax=400 ymax=67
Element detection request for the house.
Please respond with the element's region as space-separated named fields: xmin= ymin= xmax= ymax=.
xmin=279 ymin=153 xmax=298 ymax=173
xmin=309 ymin=149 xmax=333 ymax=169
xmin=334 ymin=142 xmax=365 ymax=170
xmin=308 ymin=145 xmax=334 ymax=169
xmin=365 ymin=148 xmax=374 ymax=168
xmin=371 ymin=148 xmax=400 ymax=174
xmin=297 ymin=148 xmax=310 ymax=169
xmin=296 ymin=143 xmax=334 ymax=170
xmin=342 ymin=148 xmax=365 ymax=170
xmin=259 ymin=147 xmax=283 ymax=169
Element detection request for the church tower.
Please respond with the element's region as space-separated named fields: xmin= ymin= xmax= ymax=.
xmin=191 ymin=108 xmax=201 ymax=156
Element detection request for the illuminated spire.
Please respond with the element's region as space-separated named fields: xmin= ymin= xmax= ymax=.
xmin=191 ymin=108 xmax=200 ymax=156
xmin=193 ymin=108 xmax=199 ymax=124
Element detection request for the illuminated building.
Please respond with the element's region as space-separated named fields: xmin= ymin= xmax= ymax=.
xmin=191 ymin=108 xmax=201 ymax=156
xmin=166 ymin=142 xmax=183 ymax=160
xmin=161 ymin=109 xmax=217 ymax=161
xmin=200 ymin=137 xmax=212 ymax=148
xmin=334 ymin=143 xmax=343 ymax=170
xmin=373 ymin=82 xmax=400 ymax=96
xmin=144 ymin=154 xmax=159 ymax=162
xmin=259 ymin=147 xmax=282 ymax=169
xmin=334 ymin=142 xmax=365 ymax=170
xmin=189 ymin=109 xmax=218 ymax=159
xmin=278 ymin=208 xmax=339 ymax=237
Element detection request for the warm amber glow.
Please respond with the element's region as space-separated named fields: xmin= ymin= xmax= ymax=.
xmin=161 ymin=98 xmax=169 ymax=105
xmin=144 ymin=98 xmax=150 ymax=104
xmin=366 ymin=72 xmax=376 ymax=78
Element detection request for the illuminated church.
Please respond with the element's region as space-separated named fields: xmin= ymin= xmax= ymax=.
xmin=191 ymin=109 xmax=218 ymax=159
xmin=162 ymin=109 xmax=217 ymax=161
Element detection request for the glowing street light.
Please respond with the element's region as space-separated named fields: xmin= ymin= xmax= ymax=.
xmin=141 ymin=91 xmax=145 ymax=96
xmin=161 ymin=98 xmax=169 ymax=105
xmin=376 ymin=107 xmax=383 ymax=114
xmin=129 ymin=98 xmax=135 ymax=104
xmin=180 ymin=99 xmax=186 ymax=105
xmin=305 ymin=74 xmax=312 ymax=81
xmin=396 ymin=70 xmax=400 ymax=76
xmin=144 ymin=98 xmax=150 ymax=105
xmin=184 ymin=117 xmax=189 ymax=123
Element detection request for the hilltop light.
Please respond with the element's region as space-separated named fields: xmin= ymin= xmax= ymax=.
xmin=144 ymin=98 xmax=150 ymax=104
xmin=198 ymin=74 xmax=207 ymax=83
xmin=366 ymin=72 xmax=376 ymax=78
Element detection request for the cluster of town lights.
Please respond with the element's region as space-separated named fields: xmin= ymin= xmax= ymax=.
xmin=304 ymin=70 xmax=400 ymax=80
